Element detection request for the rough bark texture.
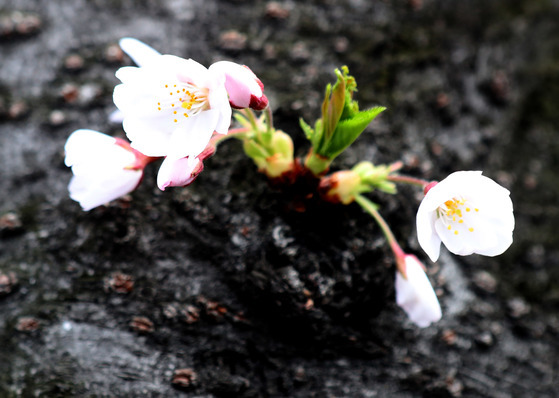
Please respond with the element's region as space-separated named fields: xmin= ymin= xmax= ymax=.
xmin=1 ymin=0 xmax=559 ymax=397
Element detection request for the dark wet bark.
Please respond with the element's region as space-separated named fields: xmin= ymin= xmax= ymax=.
xmin=1 ymin=0 xmax=559 ymax=397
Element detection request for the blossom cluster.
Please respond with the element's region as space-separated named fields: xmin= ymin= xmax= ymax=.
xmin=64 ymin=38 xmax=515 ymax=329
xmin=350 ymin=167 xmax=513 ymax=327
xmin=65 ymin=38 xmax=267 ymax=210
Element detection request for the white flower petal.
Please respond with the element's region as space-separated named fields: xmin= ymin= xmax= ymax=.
xmin=206 ymin=71 xmax=232 ymax=135
xmin=64 ymin=129 xmax=115 ymax=167
xmin=215 ymin=104 xmax=233 ymax=136
xmin=123 ymin=116 xmax=173 ymax=157
xmin=108 ymin=109 xmax=124 ymax=124
xmin=119 ymin=37 xmax=162 ymax=67
xmin=69 ymin=168 xmax=142 ymax=211
xmin=166 ymin=109 xmax=219 ymax=159
xmin=175 ymin=57 xmax=212 ymax=84
xmin=420 ymin=171 xmax=483 ymax=213
xmin=114 ymin=66 xmax=146 ymax=86
xmin=395 ymin=255 xmax=442 ymax=328
xmin=416 ymin=202 xmax=442 ymax=262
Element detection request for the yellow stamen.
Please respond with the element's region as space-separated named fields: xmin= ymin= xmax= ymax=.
xmin=438 ymin=196 xmax=479 ymax=238
xmin=156 ymin=82 xmax=209 ymax=123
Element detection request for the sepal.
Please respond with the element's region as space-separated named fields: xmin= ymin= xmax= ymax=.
xmin=319 ymin=162 xmax=398 ymax=204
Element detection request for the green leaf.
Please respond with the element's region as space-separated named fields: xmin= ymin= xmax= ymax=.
xmin=313 ymin=119 xmax=324 ymax=149
xmin=339 ymin=68 xmax=358 ymax=120
xmin=320 ymin=83 xmax=332 ymax=136
xmin=299 ymin=118 xmax=315 ymax=140
xmin=321 ymin=106 xmax=386 ymax=158
xmin=300 ymin=117 xmax=323 ymax=150
xmin=324 ymin=70 xmax=346 ymax=141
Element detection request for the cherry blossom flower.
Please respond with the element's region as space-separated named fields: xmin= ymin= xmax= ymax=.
xmin=416 ymin=171 xmax=514 ymax=262
xmin=113 ymin=38 xmax=268 ymax=165
xmin=113 ymin=53 xmax=231 ymax=161
xmin=395 ymin=254 xmax=442 ymax=328
xmin=64 ymin=129 xmax=152 ymax=211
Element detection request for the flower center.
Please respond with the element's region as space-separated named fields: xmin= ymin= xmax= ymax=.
xmin=437 ymin=197 xmax=479 ymax=235
xmin=157 ymin=82 xmax=209 ymax=123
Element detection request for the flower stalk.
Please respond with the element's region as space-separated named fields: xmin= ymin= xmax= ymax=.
xmin=354 ymin=195 xmax=406 ymax=273
xmin=386 ymin=174 xmax=431 ymax=188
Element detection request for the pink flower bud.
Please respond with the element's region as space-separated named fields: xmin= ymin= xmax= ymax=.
xmin=209 ymin=61 xmax=268 ymax=110
xmin=157 ymin=156 xmax=203 ymax=191
xmin=156 ymin=138 xmax=217 ymax=191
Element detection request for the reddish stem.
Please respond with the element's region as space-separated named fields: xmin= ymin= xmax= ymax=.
xmin=386 ymin=174 xmax=430 ymax=188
